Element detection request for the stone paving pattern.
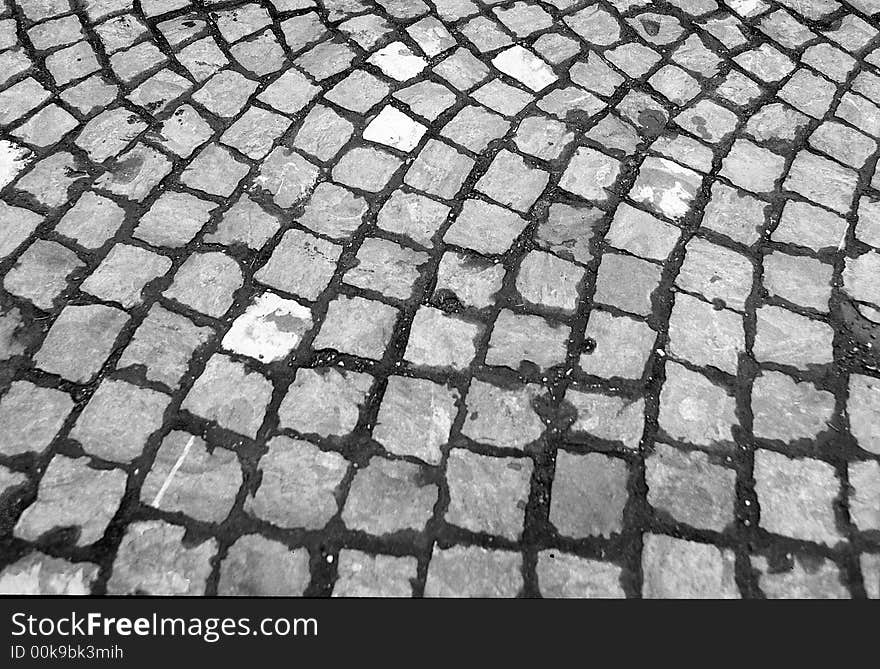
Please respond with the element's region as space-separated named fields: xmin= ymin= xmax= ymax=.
xmin=0 ymin=0 xmax=879 ymax=598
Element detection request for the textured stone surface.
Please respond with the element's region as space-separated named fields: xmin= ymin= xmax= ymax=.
xmin=256 ymin=228 xmax=341 ymax=300
xmin=141 ymin=431 xmax=242 ymax=523
xmin=117 ymin=305 xmax=212 ymax=388
xmin=312 ymin=295 xmax=398 ymax=360
xmin=333 ymin=551 xmax=417 ymax=597
xmin=444 ymin=198 xmax=527 ymax=255
xmin=107 ymin=521 xmax=215 ymax=595
xmin=763 ymin=252 xmax=832 ymax=312
xmin=752 ymin=555 xmax=848 ymax=599
xmin=559 ymin=147 xmax=620 ymax=202
xmin=343 ymin=457 xmax=438 ymax=535
xmin=0 ymin=553 xmax=99 ymax=595
xmin=646 ymin=443 xmax=736 ymax=532
xmin=486 ymin=310 xmax=568 ymax=370
xmin=863 ymin=554 xmax=880 ymax=599
xmin=134 ymin=191 xmax=215 ymax=247
xmin=70 ymin=379 xmax=170 ymax=462
xmin=344 ymin=238 xmax=426 ymax=299
xmin=279 ymin=368 xmax=372 ymax=437
xmin=404 ymin=306 xmax=480 ymax=369
xmin=550 ymin=451 xmax=628 ymax=538
xmin=134 ymin=192 xmax=216 ymax=248
xmin=536 ymin=552 xmax=624 ymax=598
xmin=219 ymin=536 xmax=310 ymax=596
xmin=580 ymin=311 xmax=654 ymax=380
xmin=566 ymin=389 xmax=645 ymax=449
xmin=593 ymin=253 xmax=662 ymax=316
xmin=658 ymin=363 xmax=737 ymax=448
xmin=81 ymin=244 xmax=171 ymax=307
xmin=476 ymin=149 xmax=548 ymax=212
xmin=849 ymin=459 xmax=880 ymax=531
xmin=784 ymin=151 xmax=858 ymax=214
xmin=753 ymin=305 xmax=834 ymax=368
xmin=676 ymin=238 xmax=753 ymax=311
xmin=378 ymin=191 xmax=450 ymax=248
xmin=516 ymin=251 xmax=583 ymax=313
xmin=164 ymin=252 xmax=243 ymax=318
xmin=255 ymin=147 xmax=319 ymax=207
xmin=461 ymin=380 xmax=543 ymax=449
xmin=754 ymin=450 xmax=842 ymax=546
xmin=4 ymin=239 xmax=82 ymax=310
xmin=606 ymin=203 xmax=680 ymax=262
xmin=446 ymin=448 xmax=532 ymax=539
xmin=424 ymin=545 xmax=522 ymax=597
xmin=245 ymin=436 xmax=347 ymax=530
xmin=642 ymin=535 xmax=739 ymax=599
xmin=3 ymin=1 xmax=878 ymax=599
xmin=0 ymin=381 xmax=73 ymax=456
xmin=752 ymin=372 xmax=835 ymax=443
xmin=630 ymin=156 xmax=702 ymax=221
xmin=434 ymin=251 xmax=504 ymax=308
xmin=34 ymin=305 xmax=128 ymax=383
xmin=15 ymin=455 xmax=126 ymax=546
xmin=181 ymin=355 xmax=272 ymax=438
xmin=849 ymin=374 xmax=880 ymax=455
xmin=405 ymin=139 xmax=473 ymax=198
xmin=667 ymin=292 xmax=744 ymax=374
xmin=373 ymin=376 xmax=458 ymax=465
xmin=222 ymin=292 xmax=312 ymax=363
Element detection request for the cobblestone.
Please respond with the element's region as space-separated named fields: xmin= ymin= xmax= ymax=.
xmin=219 ymin=536 xmax=310 ymax=596
xmin=536 ymin=551 xmax=624 ymax=598
xmin=246 ymin=436 xmax=347 ymax=530
xmin=424 ymin=545 xmax=521 ymax=597
xmin=646 ymin=443 xmax=736 ymax=532
xmin=373 ymin=376 xmax=458 ymax=465
xmin=333 ymin=551 xmax=417 ymax=597
xmin=70 ymin=378 xmax=169 ymax=462
xmin=0 ymin=381 xmax=73 ymax=456
xmin=34 ymin=304 xmax=128 ymax=382
xmin=642 ymin=534 xmax=738 ymax=599
xmin=141 ymin=432 xmax=241 ymax=523
xmin=15 ymin=455 xmax=126 ymax=546
xmin=755 ymin=450 xmax=842 ymax=546
xmin=182 ymin=354 xmax=272 ymax=438
xmin=117 ymin=305 xmax=212 ymax=388
xmin=550 ymin=451 xmax=628 ymax=538
xmin=343 ymin=457 xmax=437 ymax=534
xmin=446 ymin=448 xmax=532 ymax=539
xmin=0 ymin=553 xmax=99 ymax=595
xmin=751 ymin=555 xmax=849 ymax=599
xmin=106 ymin=520 xmax=215 ymax=595
xmin=3 ymin=0 xmax=879 ymax=598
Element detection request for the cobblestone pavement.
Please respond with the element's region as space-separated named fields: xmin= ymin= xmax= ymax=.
xmin=0 ymin=0 xmax=879 ymax=599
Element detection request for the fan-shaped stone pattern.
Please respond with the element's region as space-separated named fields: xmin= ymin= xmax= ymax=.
xmin=0 ymin=0 xmax=877 ymax=600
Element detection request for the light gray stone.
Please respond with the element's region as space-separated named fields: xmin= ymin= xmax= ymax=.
xmin=754 ymin=449 xmax=842 ymax=545
xmin=342 ymin=457 xmax=438 ymax=534
xmin=15 ymin=455 xmax=126 ymax=546
xmin=373 ymin=376 xmax=458 ymax=465
xmin=536 ymin=552 xmax=624 ymax=598
xmin=425 ymin=545 xmax=522 ymax=597
xmin=107 ymin=520 xmax=215 ymax=595
xmin=219 ymin=536 xmax=310 ymax=596
xmin=181 ymin=354 xmax=272 ymax=438
xmin=245 ymin=436 xmax=347 ymax=529
xmin=646 ymin=443 xmax=736 ymax=531
xmin=0 ymin=381 xmax=73 ymax=456
xmin=642 ymin=534 xmax=739 ymax=598
xmin=141 ymin=431 xmax=241 ymax=523
xmin=278 ymin=368 xmax=373 ymax=437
